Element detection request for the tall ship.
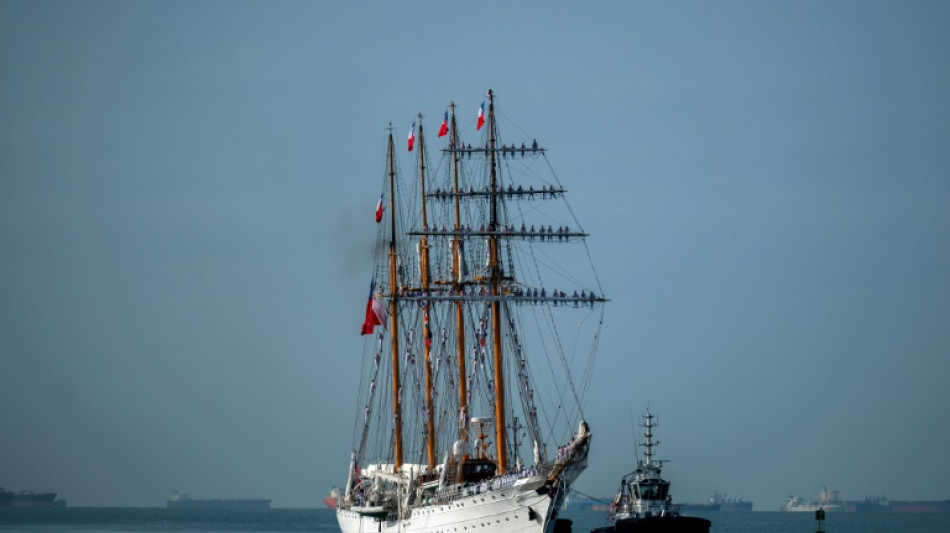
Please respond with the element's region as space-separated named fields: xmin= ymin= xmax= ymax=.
xmin=165 ymin=492 xmax=271 ymax=509
xmin=336 ymin=90 xmax=608 ymax=533
xmin=594 ymin=411 xmax=711 ymax=533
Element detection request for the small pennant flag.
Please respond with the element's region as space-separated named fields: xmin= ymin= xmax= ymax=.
xmin=438 ymin=111 xmax=448 ymax=137
xmin=375 ymin=194 xmax=384 ymax=223
xmin=476 ymin=102 xmax=485 ymax=131
xmin=360 ymin=281 xmax=388 ymax=335
xmin=408 ymin=120 xmax=415 ymax=151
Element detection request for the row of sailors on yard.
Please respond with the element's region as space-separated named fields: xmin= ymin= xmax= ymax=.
xmin=512 ymin=287 xmax=599 ymax=305
xmin=421 ymin=223 xmax=575 ymax=241
xmin=400 ymin=287 xmax=599 ymax=306
xmin=446 ymin=139 xmax=541 ymax=156
xmin=429 ymin=184 xmax=560 ymax=198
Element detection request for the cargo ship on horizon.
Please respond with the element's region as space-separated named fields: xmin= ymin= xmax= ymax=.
xmin=166 ymin=492 xmax=271 ymax=509
xmin=782 ymin=488 xmax=843 ymax=512
xmin=0 ymin=489 xmax=59 ymax=507
xmin=888 ymin=499 xmax=950 ymax=513
xmin=682 ymin=492 xmax=754 ymax=512
xmin=323 ymin=487 xmax=341 ymax=509
xmin=782 ymin=489 xmax=948 ymax=513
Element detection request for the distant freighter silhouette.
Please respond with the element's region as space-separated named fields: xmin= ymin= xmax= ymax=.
xmin=166 ymin=491 xmax=271 ymax=509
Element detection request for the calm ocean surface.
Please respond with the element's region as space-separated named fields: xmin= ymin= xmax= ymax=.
xmin=1 ymin=508 xmax=948 ymax=533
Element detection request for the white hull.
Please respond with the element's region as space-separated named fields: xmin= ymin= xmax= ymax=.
xmin=337 ymin=485 xmax=563 ymax=533
xmin=781 ymin=503 xmax=842 ymax=513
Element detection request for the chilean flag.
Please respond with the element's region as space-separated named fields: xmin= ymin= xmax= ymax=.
xmin=360 ymin=281 xmax=388 ymax=335
xmin=438 ymin=111 xmax=448 ymax=137
xmin=375 ymin=194 xmax=384 ymax=223
xmin=408 ymin=120 xmax=415 ymax=151
xmin=476 ymin=102 xmax=485 ymax=131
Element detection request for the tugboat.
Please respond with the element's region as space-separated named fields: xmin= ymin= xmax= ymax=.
xmin=592 ymin=411 xmax=711 ymax=533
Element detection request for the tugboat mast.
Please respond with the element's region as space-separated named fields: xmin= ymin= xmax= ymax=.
xmin=640 ymin=411 xmax=658 ymax=466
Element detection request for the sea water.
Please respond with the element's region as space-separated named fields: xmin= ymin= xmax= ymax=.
xmin=1 ymin=507 xmax=948 ymax=533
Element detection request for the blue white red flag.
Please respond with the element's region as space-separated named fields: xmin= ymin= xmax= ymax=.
xmin=476 ymin=103 xmax=485 ymax=131
xmin=375 ymin=194 xmax=384 ymax=223
xmin=438 ymin=111 xmax=448 ymax=137
xmin=408 ymin=120 xmax=415 ymax=151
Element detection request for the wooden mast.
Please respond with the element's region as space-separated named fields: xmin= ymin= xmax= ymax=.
xmin=486 ymin=89 xmax=507 ymax=473
xmin=449 ymin=102 xmax=469 ymax=451
xmin=416 ymin=114 xmax=436 ymax=471
xmin=449 ymin=102 xmax=468 ymax=450
xmin=387 ymin=124 xmax=403 ymax=472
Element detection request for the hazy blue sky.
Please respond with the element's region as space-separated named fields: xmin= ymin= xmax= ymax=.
xmin=2 ymin=1 xmax=948 ymax=509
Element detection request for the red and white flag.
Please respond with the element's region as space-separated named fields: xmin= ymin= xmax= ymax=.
xmin=375 ymin=195 xmax=384 ymax=223
xmin=360 ymin=281 xmax=388 ymax=335
xmin=476 ymin=102 xmax=485 ymax=131
xmin=407 ymin=120 xmax=415 ymax=151
xmin=438 ymin=111 xmax=448 ymax=137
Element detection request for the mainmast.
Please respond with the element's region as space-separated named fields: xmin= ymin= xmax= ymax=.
xmin=416 ymin=115 xmax=436 ymax=471
xmin=449 ymin=102 xmax=469 ymax=450
xmin=486 ymin=89 xmax=507 ymax=473
xmin=387 ymin=124 xmax=403 ymax=472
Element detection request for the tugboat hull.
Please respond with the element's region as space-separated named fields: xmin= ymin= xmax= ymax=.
xmin=593 ymin=516 xmax=712 ymax=533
